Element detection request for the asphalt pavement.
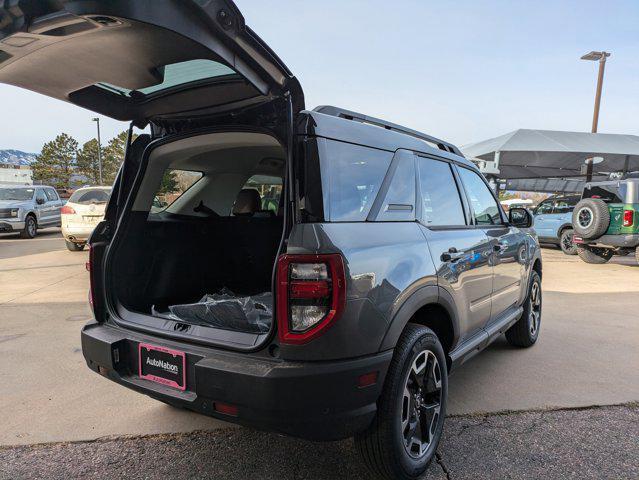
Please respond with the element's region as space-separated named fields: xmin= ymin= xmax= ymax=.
xmin=1 ymin=404 xmax=637 ymax=480
xmin=0 ymin=231 xmax=638 ymax=478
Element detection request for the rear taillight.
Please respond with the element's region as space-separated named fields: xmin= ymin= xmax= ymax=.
xmin=60 ymin=205 xmax=76 ymax=215
xmin=276 ymin=254 xmax=346 ymax=345
xmin=623 ymin=210 xmax=634 ymax=227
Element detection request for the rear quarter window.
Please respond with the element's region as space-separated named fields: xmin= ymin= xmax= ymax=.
xmin=151 ymin=169 xmax=203 ymax=212
xmin=321 ymin=140 xmax=393 ymax=222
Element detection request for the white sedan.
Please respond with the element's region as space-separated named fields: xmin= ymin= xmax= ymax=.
xmin=61 ymin=186 xmax=112 ymax=251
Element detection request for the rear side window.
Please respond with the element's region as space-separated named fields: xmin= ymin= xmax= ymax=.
xmin=69 ymin=189 xmax=110 ymax=204
xmin=322 ymin=140 xmax=392 ymax=221
xmin=554 ymin=197 xmax=579 ymax=213
xmin=458 ymin=167 xmax=503 ymax=225
xmin=152 ymin=169 xmax=203 ymax=212
xmin=417 ymin=158 xmax=466 ymax=226
xmin=44 ymin=188 xmax=59 ymax=201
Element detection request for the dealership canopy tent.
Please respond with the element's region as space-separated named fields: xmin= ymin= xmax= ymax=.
xmin=462 ymin=129 xmax=639 ymax=180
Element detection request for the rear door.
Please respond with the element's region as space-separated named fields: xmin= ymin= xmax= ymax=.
xmin=0 ymin=0 xmax=303 ymax=123
xmin=552 ymin=196 xmax=579 ymax=234
xmin=44 ymin=188 xmax=63 ymax=225
xmin=415 ymin=155 xmax=494 ymax=342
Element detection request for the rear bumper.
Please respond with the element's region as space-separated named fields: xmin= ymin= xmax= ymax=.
xmin=62 ymin=225 xmax=95 ymax=242
xmin=574 ymin=234 xmax=639 ymax=248
xmin=81 ymin=321 xmax=392 ymax=441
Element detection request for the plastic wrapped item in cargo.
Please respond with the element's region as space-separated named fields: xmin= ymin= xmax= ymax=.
xmin=167 ymin=289 xmax=272 ymax=334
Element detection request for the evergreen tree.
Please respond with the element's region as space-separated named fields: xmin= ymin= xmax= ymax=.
xmin=102 ymin=131 xmax=137 ymax=185
xmin=32 ymin=133 xmax=78 ymax=188
xmin=76 ymin=138 xmax=101 ymax=185
xmin=159 ymin=169 xmax=179 ymax=195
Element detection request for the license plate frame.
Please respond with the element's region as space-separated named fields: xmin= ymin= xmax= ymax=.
xmin=138 ymin=343 xmax=186 ymax=391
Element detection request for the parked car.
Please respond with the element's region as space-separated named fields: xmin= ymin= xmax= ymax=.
xmin=500 ymin=198 xmax=533 ymax=213
xmin=533 ymin=194 xmax=581 ymax=255
xmin=572 ymin=179 xmax=639 ymax=264
xmin=0 ymin=185 xmax=63 ymax=238
xmin=0 ymin=3 xmax=542 ymax=478
xmin=61 ymin=186 xmax=112 ymax=251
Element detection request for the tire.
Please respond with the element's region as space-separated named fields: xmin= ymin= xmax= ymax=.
xmin=572 ymin=198 xmax=610 ymax=239
xmin=635 ymin=246 xmax=639 ymax=265
xmin=559 ymin=228 xmax=578 ymax=255
xmin=356 ymin=324 xmax=447 ymax=480
xmin=19 ymin=215 xmax=37 ymax=239
xmin=577 ymin=245 xmax=614 ymax=264
xmin=506 ymin=270 xmax=542 ymax=348
xmin=65 ymin=240 xmax=85 ymax=252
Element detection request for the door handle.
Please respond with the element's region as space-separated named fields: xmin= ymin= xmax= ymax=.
xmin=493 ymin=243 xmax=507 ymax=252
xmin=441 ymin=247 xmax=463 ymax=262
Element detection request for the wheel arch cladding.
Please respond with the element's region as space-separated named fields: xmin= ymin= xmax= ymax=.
xmin=558 ymin=223 xmax=573 ymax=237
xmin=533 ymin=258 xmax=542 ymax=279
xmin=379 ymin=285 xmax=459 ymax=369
xmin=408 ymin=303 xmax=455 ymax=363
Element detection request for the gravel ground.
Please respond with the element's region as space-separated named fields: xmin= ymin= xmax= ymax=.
xmin=1 ymin=404 xmax=637 ymax=480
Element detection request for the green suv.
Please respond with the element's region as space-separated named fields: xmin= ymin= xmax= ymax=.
xmin=572 ymin=178 xmax=639 ymax=264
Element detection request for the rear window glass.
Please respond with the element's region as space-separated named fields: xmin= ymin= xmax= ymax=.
xmin=322 ymin=140 xmax=392 ymax=222
xmin=151 ymin=169 xmax=203 ymax=212
xmin=69 ymin=189 xmax=111 ymax=205
xmin=96 ymin=59 xmax=237 ymax=97
xmin=583 ymin=185 xmax=625 ymax=204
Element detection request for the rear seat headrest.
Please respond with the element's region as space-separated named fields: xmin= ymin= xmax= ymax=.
xmin=233 ymin=188 xmax=261 ymax=216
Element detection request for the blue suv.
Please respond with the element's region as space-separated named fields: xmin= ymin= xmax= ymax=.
xmin=533 ymin=195 xmax=581 ymax=255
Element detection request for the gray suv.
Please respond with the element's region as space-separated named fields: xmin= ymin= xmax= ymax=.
xmin=0 ymin=185 xmax=63 ymax=238
xmin=1 ymin=2 xmax=542 ymax=478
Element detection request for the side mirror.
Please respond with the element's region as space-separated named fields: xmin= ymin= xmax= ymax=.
xmin=509 ymin=207 xmax=533 ymax=228
xmin=36 ymin=197 xmax=45 ymax=205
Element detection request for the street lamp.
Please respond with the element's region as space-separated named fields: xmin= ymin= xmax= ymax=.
xmin=581 ymin=50 xmax=610 ymax=182
xmin=92 ymin=117 xmax=103 ymax=185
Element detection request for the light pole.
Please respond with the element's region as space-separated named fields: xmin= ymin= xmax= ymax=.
xmin=92 ymin=117 xmax=103 ymax=185
xmin=581 ymin=50 xmax=610 ymax=182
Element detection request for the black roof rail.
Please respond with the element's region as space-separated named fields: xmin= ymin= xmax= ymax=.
xmin=313 ymin=105 xmax=464 ymax=157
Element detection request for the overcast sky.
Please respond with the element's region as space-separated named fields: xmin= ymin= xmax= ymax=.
xmin=1 ymin=0 xmax=637 ymax=153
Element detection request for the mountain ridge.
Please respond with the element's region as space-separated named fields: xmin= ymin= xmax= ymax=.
xmin=0 ymin=149 xmax=37 ymax=167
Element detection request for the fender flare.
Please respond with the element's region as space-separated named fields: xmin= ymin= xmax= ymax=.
xmin=379 ymin=285 xmax=460 ymax=352
xmin=557 ymin=223 xmax=573 ymax=237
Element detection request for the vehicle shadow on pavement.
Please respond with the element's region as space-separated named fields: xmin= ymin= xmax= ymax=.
xmin=4 ymin=405 xmax=637 ymax=480
xmin=0 ymin=427 xmax=446 ymax=480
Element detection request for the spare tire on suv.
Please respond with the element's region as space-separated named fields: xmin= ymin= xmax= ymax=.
xmin=572 ymin=198 xmax=610 ymax=239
